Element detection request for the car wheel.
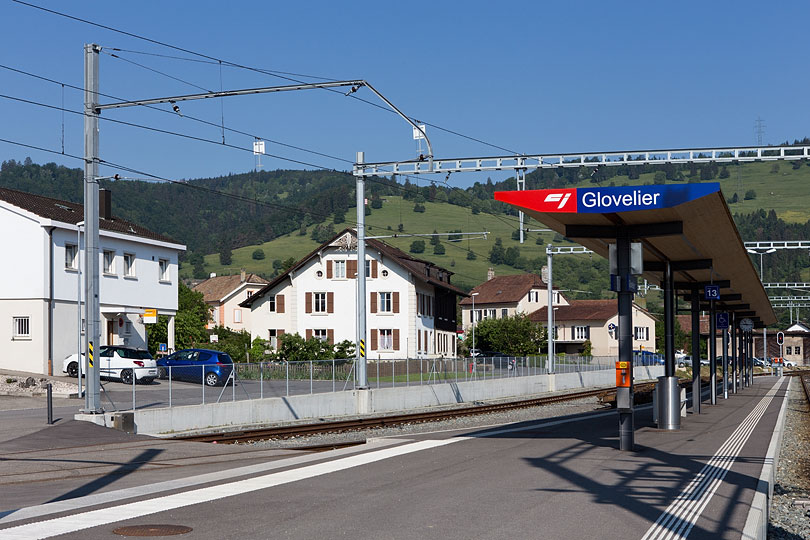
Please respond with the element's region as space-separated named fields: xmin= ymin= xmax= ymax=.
xmin=67 ymin=362 xmax=78 ymax=378
xmin=120 ymin=369 xmax=133 ymax=385
xmin=678 ymin=362 xmax=684 ymax=368
xmin=205 ymin=372 xmax=220 ymax=386
xmin=158 ymin=367 xmax=167 ymax=380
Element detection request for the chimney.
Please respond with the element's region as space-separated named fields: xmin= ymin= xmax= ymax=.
xmin=99 ymin=188 xmax=112 ymax=220
xmin=487 ymin=267 xmax=495 ymax=281
xmin=240 ymin=268 xmax=246 ymax=283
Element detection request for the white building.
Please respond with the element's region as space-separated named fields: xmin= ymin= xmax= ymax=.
xmin=0 ymin=187 xmax=185 ymax=375
xmin=459 ymin=272 xmax=569 ymax=331
xmin=241 ymin=229 xmax=466 ymax=358
xmin=194 ymin=271 xmax=268 ymax=332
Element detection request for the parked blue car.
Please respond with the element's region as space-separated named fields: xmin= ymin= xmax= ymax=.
xmin=156 ymin=349 xmax=233 ymax=386
xmin=634 ymin=350 xmax=664 ymax=366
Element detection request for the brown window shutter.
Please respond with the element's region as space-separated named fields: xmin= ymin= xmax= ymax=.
xmin=327 ymin=292 xmax=334 ymax=313
xmin=327 ymin=329 xmax=334 ymax=345
xmin=372 ymin=260 xmax=378 ymax=278
xmin=417 ymin=330 xmax=421 ymax=350
xmin=277 ymin=294 xmax=285 ymax=313
xmin=370 ymin=329 xmax=378 ymax=351
xmin=393 ymin=292 xmax=400 ymax=313
xmin=305 ymin=292 xmax=312 ymax=314
xmin=326 ymin=260 xmax=333 ymax=279
xmin=370 ymin=292 xmax=377 ymax=313
xmin=393 ymin=329 xmax=400 ymax=350
xmin=278 ymin=329 xmax=285 ymax=336
xmin=347 ymin=259 xmax=357 ymax=279
xmin=306 ymin=329 xmax=312 ymax=340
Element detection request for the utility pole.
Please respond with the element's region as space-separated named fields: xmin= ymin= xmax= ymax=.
xmin=355 ymin=151 xmax=368 ymax=388
xmin=546 ymin=244 xmax=554 ymax=373
xmin=83 ymin=43 xmax=101 ymax=413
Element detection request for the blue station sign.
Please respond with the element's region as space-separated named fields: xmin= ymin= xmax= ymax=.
xmin=494 ymin=183 xmax=721 ymax=214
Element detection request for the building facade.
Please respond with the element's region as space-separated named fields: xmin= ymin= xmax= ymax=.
xmin=532 ymin=299 xmax=657 ymax=356
xmin=459 ymin=272 xmax=568 ymax=331
xmin=0 ymin=187 xmax=184 ymax=375
xmin=241 ymin=229 xmax=465 ymax=358
xmin=194 ymin=271 xmax=268 ymax=332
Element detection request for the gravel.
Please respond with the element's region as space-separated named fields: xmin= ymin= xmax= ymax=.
xmin=0 ymin=375 xmax=77 ymax=397
xmin=769 ymin=377 xmax=810 ymax=539
xmin=245 ymin=396 xmax=610 ymax=449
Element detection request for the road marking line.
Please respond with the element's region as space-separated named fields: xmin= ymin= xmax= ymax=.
xmin=0 ymin=438 xmax=464 ymax=540
xmin=641 ymin=378 xmax=784 ymax=540
xmin=0 ymin=438 xmax=404 ymax=525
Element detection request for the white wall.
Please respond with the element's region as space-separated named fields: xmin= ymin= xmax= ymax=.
xmin=0 ymin=207 xmax=47 ymax=299
xmin=0 ymin=299 xmax=48 ymax=373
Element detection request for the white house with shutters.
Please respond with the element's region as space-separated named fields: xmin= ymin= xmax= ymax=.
xmin=241 ymin=229 xmax=466 ymax=358
xmin=0 ymin=187 xmax=185 ymax=375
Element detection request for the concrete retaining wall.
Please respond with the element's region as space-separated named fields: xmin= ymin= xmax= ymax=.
xmin=78 ymin=365 xmax=664 ymax=436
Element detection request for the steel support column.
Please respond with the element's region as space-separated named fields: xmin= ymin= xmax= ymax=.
xmin=616 ymin=235 xmax=634 ymax=451
xmin=731 ymin=312 xmax=737 ymax=393
xmin=691 ymin=288 xmax=701 ymax=414
xmin=709 ymin=298 xmax=717 ymax=405
xmin=355 ymin=152 xmax=368 ymax=388
xmin=722 ymin=324 xmax=729 ymax=399
xmin=664 ymin=262 xmax=675 ymax=378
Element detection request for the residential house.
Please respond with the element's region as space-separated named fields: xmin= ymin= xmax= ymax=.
xmin=531 ymin=299 xmax=657 ymax=356
xmin=0 ymin=187 xmax=185 ymax=375
xmin=459 ymin=272 xmax=568 ymax=331
xmin=240 ymin=229 xmax=466 ymax=358
xmin=193 ymin=270 xmax=268 ymax=331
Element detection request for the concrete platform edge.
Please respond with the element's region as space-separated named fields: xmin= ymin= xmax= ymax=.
xmin=741 ymin=377 xmax=790 ymax=540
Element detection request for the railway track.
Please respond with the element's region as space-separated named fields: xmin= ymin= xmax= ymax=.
xmin=179 ymin=380 xmax=666 ymax=444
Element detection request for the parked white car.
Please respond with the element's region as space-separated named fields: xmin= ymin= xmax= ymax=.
xmin=62 ymin=346 xmax=157 ymax=384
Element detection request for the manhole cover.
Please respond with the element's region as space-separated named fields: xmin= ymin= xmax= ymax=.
xmin=112 ymin=524 xmax=193 ymax=537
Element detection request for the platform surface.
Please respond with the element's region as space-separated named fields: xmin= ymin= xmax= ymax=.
xmin=0 ymin=376 xmax=787 ymax=539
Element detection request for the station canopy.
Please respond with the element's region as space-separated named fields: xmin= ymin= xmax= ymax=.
xmin=495 ymin=182 xmax=775 ymax=326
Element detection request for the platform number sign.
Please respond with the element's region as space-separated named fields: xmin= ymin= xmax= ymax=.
xmin=716 ymin=312 xmax=729 ymax=330
xmin=704 ymin=285 xmax=720 ymax=300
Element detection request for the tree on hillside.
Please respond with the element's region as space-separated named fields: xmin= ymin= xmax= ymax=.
xmin=744 ymin=189 xmax=757 ymax=201
xmin=413 ymin=203 xmax=426 ymax=213
xmin=252 ymin=248 xmax=265 ymax=260
xmin=430 ymin=230 xmax=440 ymax=245
xmin=410 ymin=240 xmax=426 ymax=253
xmin=333 ymin=208 xmax=346 ymax=224
xmin=433 ymin=243 xmax=446 ymax=255
xmin=466 ymin=250 xmax=477 ymax=260
xmin=370 ymin=194 xmax=383 ymax=209
xmin=489 ymin=238 xmax=505 ymax=264
xmin=219 ymin=242 xmax=232 ymax=266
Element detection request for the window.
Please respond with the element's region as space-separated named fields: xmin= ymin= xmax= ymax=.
xmin=314 ymin=329 xmax=328 ymax=342
xmin=786 ymin=346 xmax=792 ymax=355
xmin=379 ymin=292 xmax=392 ymax=313
xmin=268 ymin=329 xmax=278 ymax=349
xmin=365 ymin=260 xmax=372 ymax=278
xmin=268 ymin=296 xmax=276 ymax=312
xmin=246 ymin=290 xmax=253 ymax=298
xmin=103 ymin=250 xmax=115 ymax=275
xmin=159 ymin=258 xmax=170 ymax=282
xmin=65 ymin=243 xmax=78 ymax=269
xmin=634 ymin=326 xmax=649 ymax=341
xmin=123 ymin=253 xmax=135 ymax=277
xmin=381 ymin=269 xmax=389 ymax=278
xmin=234 ymin=309 xmax=242 ymax=323
xmin=379 ymin=329 xmax=393 ymax=350
xmin=474 ymin=309 xmax=482 ymax=322
xmin=795 ymin=346 xmax=801 ymax=356
xmin=123 ymin=321 xmax=132 ymax=335
xmin=313 ymin=292 xmax=327 ymax=313
xmin=487 ymin=309 xmax=496 ymax=319
xmin=573 ymin=326 xmax=590 ymax=340
xmin=334 ymin=260 xmax=346 ymax=279
xmin=13 ymin=316 xmax=30 ymax=338
xmin=316 ymin=270 xmax=324 ymax=278
xmin=528 ymin=290 xmax=540 ymax=302
xmin=501 ymin=308 xmax=508 ymax=318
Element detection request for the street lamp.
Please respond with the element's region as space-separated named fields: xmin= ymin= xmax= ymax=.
xmin=746 ymin=248 xmax=776 ymax=281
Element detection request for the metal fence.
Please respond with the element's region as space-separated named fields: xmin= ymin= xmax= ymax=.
xmin=100 ymin=354 xmax=655 ymax=411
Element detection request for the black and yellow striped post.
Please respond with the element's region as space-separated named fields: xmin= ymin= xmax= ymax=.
xmin=88 ymin=341 xmax=94 ymax=368
xmin=359 ymin=339 xmax=366 ymax=358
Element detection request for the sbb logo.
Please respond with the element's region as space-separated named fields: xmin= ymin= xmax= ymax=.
xmin=533 ymin=189 xmax=577 ymax=212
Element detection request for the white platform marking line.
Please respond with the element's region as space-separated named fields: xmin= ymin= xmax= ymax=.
xmin=0 ymin=437 xmax=404 ymax=525
xmin=0 ymin=438 xmax=464 ymax=540
xmin=647 ymin=387 xmax=777 ymax=540
xmin=641 ymin=379 xmax=783 ymax=540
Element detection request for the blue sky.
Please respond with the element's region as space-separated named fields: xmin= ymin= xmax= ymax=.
xmin=1 ymin=0 xmax=809 ymax=187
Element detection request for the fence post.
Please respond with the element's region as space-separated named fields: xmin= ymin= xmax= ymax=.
xmin=332 ymin=359 xmax=336 ymax=393
xmin=285 ymin=361 xmax=289 ymax=397
xmin=392 ymin=358 xmax=395 ymax=388
xmin=201 ymin=365 xmax=205 ymax=405
xmin=406 ymin=357 xmax=409 ymax=386
xmin=132 ymin=366 xmax=136 ymax=411
xmin=420 ymin=358 xmax=423 ymax=385
xmin=377 ymin=359 xmax=380 ymax=389
xmin=260 ymin=362 xmax=264 ymax=400
xmin=232 ymin=364 xmax=236 ymax=402
xmin=310 ymin=361 xmax=313 ymax=394
xmin=168 ymin=365 xmax=172 ymax=407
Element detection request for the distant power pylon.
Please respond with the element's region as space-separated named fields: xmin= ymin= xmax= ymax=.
xmin=754 ymin=116 xmax=766 ymax=146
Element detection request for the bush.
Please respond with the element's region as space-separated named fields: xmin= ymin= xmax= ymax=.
xmin=433 ymin=243 xmax=446 ymax=255
xmin=466 ymin=251 xmax=477 ymax=260
xmin=252 ymin=248 xmax=265 ymax=260
xmin=744 ymin=189 xmax=757 ymax=201
xmin=410 ymin=240 xmax=426 ymax=253
xmin=413 ymin=203 xmax=426 ymax=213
